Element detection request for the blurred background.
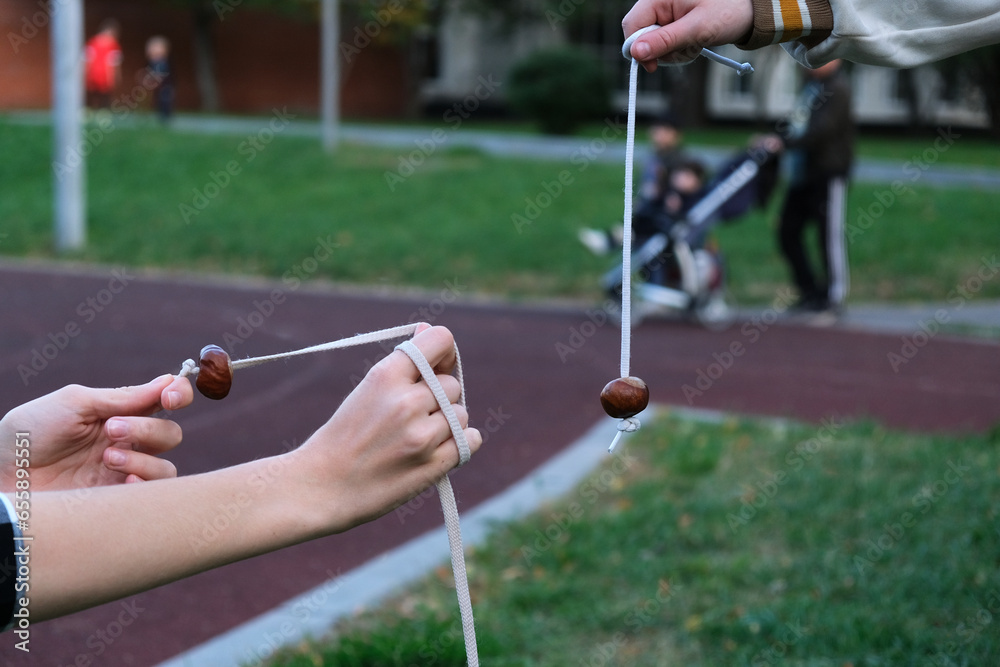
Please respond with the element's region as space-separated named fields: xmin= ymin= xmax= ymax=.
xmin=2 ymin=2 xmax=1000 ymax=666
xmin=3 ymin=0 xmax=996 ymax=131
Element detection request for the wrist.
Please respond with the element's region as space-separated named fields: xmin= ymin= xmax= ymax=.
xmin=735 ymin=0 xmax=833 ymax=50
xmin=270 ymin=448 xmax=352 ymax=540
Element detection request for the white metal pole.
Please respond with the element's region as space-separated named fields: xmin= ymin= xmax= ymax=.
xmin=52 ymin=0 xmax=86 ymax=251
xmin=320 ymin=0 xmax=340 ymax=152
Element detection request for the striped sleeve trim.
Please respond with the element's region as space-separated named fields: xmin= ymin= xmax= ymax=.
xmin=736 ymin=0 xmax=833 ymax=51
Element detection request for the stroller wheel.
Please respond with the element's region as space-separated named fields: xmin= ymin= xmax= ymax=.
xmin=694 ymin=288 xmax=738 ymax=331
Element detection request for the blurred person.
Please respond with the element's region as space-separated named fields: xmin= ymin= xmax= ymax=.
xmin=640 ymin=112 xmax=693 ymax=203
xmin=579 ymin=112 xmax=704 ymax=255
xmin=771 ymin=60 xmax=854 ymax=321
xmin=145 ymin=36 xmax=175 ymax=123
xmin=622 ymin=0 xmax=1000 ymax=70
xmin=0 ymin=324 xmax=481 ymax=627
xmin=85 ymin=19 xmax=123 ymax=110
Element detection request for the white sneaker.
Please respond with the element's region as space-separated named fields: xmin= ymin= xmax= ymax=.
xmin=577 ymin=228 xmax=611 ymax=256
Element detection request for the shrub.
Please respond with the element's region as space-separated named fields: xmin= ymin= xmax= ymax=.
xmin=507 ymin=47 xmax=611 ymax=135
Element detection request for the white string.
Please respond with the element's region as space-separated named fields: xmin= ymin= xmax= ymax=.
xmin=232 ymin=323 xmax=419 ymax=370
xmin=621 ymin=25 xmax=754 ymax=76
xmin=611 ymin=29 xmax=752 ymax=454
xmin=621 ymin=56 xmax=638 ymax=380
xmin=608 ymin=50 xmax=641 ymax=454
xmin=177 ymin=325 xmax=479 ymax=666
xmin=396 ymin=340 xmax=478 ymax=664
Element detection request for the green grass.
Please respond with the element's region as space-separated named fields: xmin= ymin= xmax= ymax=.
xmin=265 ymin=413 xmax=1000 ymax=666
xmin=679 ymin=127 xmax=1000 ymax=169
xmin=2 ymin=120 xmax=999 ymax=304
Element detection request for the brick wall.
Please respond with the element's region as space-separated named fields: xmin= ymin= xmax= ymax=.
xmin=1 ymin=0 xmax=409 ymax=117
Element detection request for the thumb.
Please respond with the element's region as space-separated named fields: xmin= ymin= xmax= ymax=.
xmin=87 ymin=374 xmax=175 ymax=420
xmin=631 ymin=17 xmax=704 ymax=67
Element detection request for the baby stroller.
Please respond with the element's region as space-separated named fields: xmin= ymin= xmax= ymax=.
xmin=599 ymin=145 xmax=781 ymax=328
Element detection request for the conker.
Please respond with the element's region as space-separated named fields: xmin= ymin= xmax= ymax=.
xmin=600 ymin=376 xmax=649 ymax=419
xmin=196 ymin=344 xmax=233 ymax=400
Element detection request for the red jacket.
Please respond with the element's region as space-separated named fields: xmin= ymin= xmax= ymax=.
xmin=85 ymin=33 xmax=122 ymax=94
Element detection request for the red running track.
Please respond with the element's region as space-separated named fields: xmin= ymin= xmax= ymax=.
xmin=1 ymin=263 xmax=998 ymax=666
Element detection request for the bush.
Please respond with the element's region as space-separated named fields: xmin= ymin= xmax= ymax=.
xmin=507 ymin=47 xmax=611 ymax=135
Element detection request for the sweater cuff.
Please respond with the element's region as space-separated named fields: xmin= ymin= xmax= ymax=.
xmin=735 ymin=0 xmax=833 ymax=51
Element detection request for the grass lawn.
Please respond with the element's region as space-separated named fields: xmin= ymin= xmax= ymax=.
xmin=1 ymin=120 xmax=998 ymax=304
xmin=264 ymin=413 xmax=1000 ymax=666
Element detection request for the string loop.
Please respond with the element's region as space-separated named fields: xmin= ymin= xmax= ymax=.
xmin=175 ymin=325 xmax=479 ymax=666
xmin=622 ymin=25 xmax=754 ymax=75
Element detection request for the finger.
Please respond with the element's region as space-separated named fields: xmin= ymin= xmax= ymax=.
xmin=622 ymin=0 xmax=671 ymax=42
xmin=103 ymin=447 xmax=178 ymax=481
xmin=379 ymin=325 xmax=457 ymax=383
xmin=630 ymin=15 xmax=707 ymax=68
xmin=105 ymin=416 xmax=184 ymax=454
xmin=414 ymin=325 xmax=458 ymax=376
xmin=417 ymin=374 xmax=461 ymax=413
xmin=160 ymin=375 xmax=194 ymax=412
xmin=86 ymin=374 xmax=177 ymax=420
xmin=438 ymin=402 xmax=470 ymax=433
xmin=430 ymin=424 xmax=483 ymax=471
xmin=465 ymin=426 xmax=483 ymax=455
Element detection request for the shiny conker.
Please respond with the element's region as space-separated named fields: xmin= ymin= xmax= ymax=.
xmin=195 ymin=344 xmax=233 ymax=400
xmin=600 ymin=376 xmax=649 ymax=419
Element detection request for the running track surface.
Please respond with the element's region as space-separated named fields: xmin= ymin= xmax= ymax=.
xmin=1 ymin=263 xmax=998 ymax=666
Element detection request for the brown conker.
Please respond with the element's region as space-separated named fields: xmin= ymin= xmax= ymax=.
xmin=195 ymin=344 xmax=233 ymax=400
xmin=600 ymin=376 xmax=649 ymax=419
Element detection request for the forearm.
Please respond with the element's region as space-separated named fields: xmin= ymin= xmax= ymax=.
xmin=22 ymin=450 xmax=332 ymax=622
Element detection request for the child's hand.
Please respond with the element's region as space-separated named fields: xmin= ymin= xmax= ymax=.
xmin=623 ymin=0 xmax=754 ymax=72
xmin=0 ymin=374 xmax=193 ymax=491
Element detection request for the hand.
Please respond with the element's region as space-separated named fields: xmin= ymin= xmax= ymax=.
xmin=290 ymin=324 xmax=483 ymax=532
xmin=751 ymin=133 xmax=785 ymax=153
xmin=0 ymin=374 xmax=193 ymax=491
xmin=623 ymin=0 xmax=754 ymax=72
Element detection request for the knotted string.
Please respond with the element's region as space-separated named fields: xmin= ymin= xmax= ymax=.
xmin=608 ymin=55 xmax=640 ymax=455
xmin=610 ymin=29 xmax=753 ymax=454
xmin=178 ymin=324 xmax=479 ymax=666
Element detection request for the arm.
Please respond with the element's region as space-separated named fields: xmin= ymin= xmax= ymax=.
xmin=780 ymin=77 xmax=851 ymax=152
xmin=23 ymin=325 xmax=481 ymax=622
xmin=622 ymin=0 xmax=755 ymax=72
xmin=785 ymin=0 xmax=1000 ymax=68
xmin=625 ymin=0 xmax=1000 ymax=69
xmin=0 ymin=375 xmax=193 ymax=491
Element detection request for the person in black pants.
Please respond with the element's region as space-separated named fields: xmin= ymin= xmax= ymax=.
xmin=774 ymin=59 xmax=854 ymax=319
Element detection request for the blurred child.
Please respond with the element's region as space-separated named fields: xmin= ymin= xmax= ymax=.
xmin=579 ymin=113 xmax=704 ymax=255
xmin=145 ymin=36 xmax=175 ymax=122
xmin=85 ymin=19 xmax=122 ymax=110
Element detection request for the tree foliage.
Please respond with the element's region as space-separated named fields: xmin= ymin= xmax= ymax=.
xmin=507 ymin=46 xmax=611 ymax=134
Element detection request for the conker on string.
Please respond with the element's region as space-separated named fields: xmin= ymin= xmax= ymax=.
xmin=195 ymin=344 xmax=233 ymax=400
xmin=600 ymin=376 xmax=649 ymax=419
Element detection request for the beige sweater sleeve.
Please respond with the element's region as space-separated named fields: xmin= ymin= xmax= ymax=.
xmin=737 ymin=0 xmax=1000 ymax=69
